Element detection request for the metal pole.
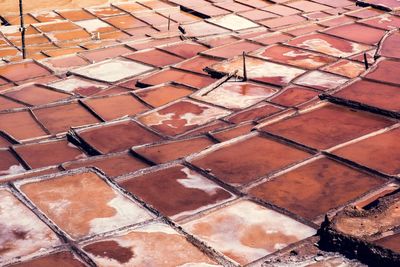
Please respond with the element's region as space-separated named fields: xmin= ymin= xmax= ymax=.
xmin=19 ymin=0 xmax=26 ymax=59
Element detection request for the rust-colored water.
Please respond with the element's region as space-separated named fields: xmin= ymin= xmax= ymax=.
xmin=0 ymin=0 xmax=129 ymax=15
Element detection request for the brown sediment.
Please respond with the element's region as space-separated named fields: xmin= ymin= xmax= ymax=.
xmin=83 ymin=240 xmax=133 ymax=264
xmin=80 ymin=46 xmax=133 ymax=63
xmin=76 ymin=120 xmax=163 ymax=154
xmin=138 ymin=69 xmax=215 ymax=89
xmin=203 ymin=40 xmax=263 ymax=59
xmin=14 ymin=139 xmax=86 ymax=169
xmin=33 ymin=102 xmax=100 ymax=134
xmin=375 ymin=233 xmax=400 ymax=253
xmin=190 ymin=134 xmax=311 ymax=186
xmin=0 ymin=95 xmax=25 ymax=111
xmin=226 ymin=103 xmax=283 ymax=123
xmin=0 ymin=111 xmax=47 ymax=140
xmin=379 ymin=31 xmax=400 ymax=59
xmin=56 ymin=9 xmax=95 ymax=21
xmin=261 ymin=103 xmax=393 ymax=150
xmin=364 ymin=59 xmax=400 ymax=86
xmin=135 ymin=84 xmax=193 ymax=107
xmin=103 ymin=15 xmax=147 ymax=30
xmin=259 ymin=15 xmax=306 ymax=28
xmin=270 ymin=86 xmax=319 ymax=107
xmin=62 ymin=152 xmax=149 ymax=178
xmin=248 ymin=157 xmax=385 ymax=220
xmin=4 ymin=84 xmax=71 ymax=106
xmin=333 ymin=79 xmax=400 ymax=112
xmin=211 ymin=123 xmax=254 ymax=142
xmin=43 ymin=55 xmax=89 ymax=70
xmin=118 ymin=165 xmax=233 ymax=217
xmin=323 ymin=23 xmax=387 ymax=45
xmin=10 ymin=251 xmax=86 ymax=267
xmin=83 ymin=94 xmax=148 ymax=121
xmin=124 ymin=49 xmax=183 ymax=68
xmin=133 ymin=136 xmax=214 ymax=163
xmin=175 ymin=56 xmax=221 ymax=74
xmin=332 ymin=127 xmax=400 ymax=175
xmin=0 ymin=62 xmax=51 ymax=82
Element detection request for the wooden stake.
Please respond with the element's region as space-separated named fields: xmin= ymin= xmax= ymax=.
xmin=19 ymin=0 xmax=26 ymax=59
xmin=363 ymin=52 xmax=369 ymax=70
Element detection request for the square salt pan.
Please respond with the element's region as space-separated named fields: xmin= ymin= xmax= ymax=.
xmin=71 ymin=58 xmax=154 ymax=83
xmin=192 ymin=81 xmax=278 ymax=110
xmin=207 ymin=14 xmax=259 ymax=31
xmin=16 ymin=170 xmax=153 ymax=240
xmin=183 ymin=200 xmax=316 ymax=265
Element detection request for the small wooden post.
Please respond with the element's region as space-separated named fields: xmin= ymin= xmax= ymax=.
xmin=363 ymin=52 xmax=369 ymax=70
xmin=242 ymin=51 xmax=247 ymax=81
xmin=19 ymin=0 xmax=26 ymax=59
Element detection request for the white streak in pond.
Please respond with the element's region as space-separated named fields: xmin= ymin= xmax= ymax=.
xmin=179 ymin=107 xmax=230 ymax=127
xmin=178 ymin=167 xmax=221 ymax=195
xmin=89 ymin=193 xmax=152 ymax=235
xmin=141 ymin=112 xmax=175 ymax=126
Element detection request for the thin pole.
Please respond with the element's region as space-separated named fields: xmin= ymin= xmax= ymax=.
xmin=168 ymin=15 xmax=171 ymax=31
xmin=363 ymin=52 xmax=369 ymax=70
xmin=19 ymin=0 xmax=26 ymax=59
xmin=242 ymin=51 xmax=247 ymax=81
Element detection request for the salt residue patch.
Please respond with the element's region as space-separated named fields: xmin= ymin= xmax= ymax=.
xmin=295 ymin=71 xmax=348 ymax=89
xmin=72 ymin=59 xmax=154 ymax=83
xmin=75 ymin=19 xmax=111 ymax=32
xmin=194 ymin=82 xmax=277 ymax=109
xmin=178 ymin=167 xmax=221 ymax=195
xmin=48 ymin=77 xmax=107 ymax=93
xmin=207 ymin=14 xmax=259 ymax=31
xmin=0 ymin=190 xmax=60 ymax=264
xmin=84 ymin=222 xmax=218 ymax=267
xmin=89 ymin=193 xmax=152 ymax=235
xmin=0 ymin=164 xmax=26 ymax=176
